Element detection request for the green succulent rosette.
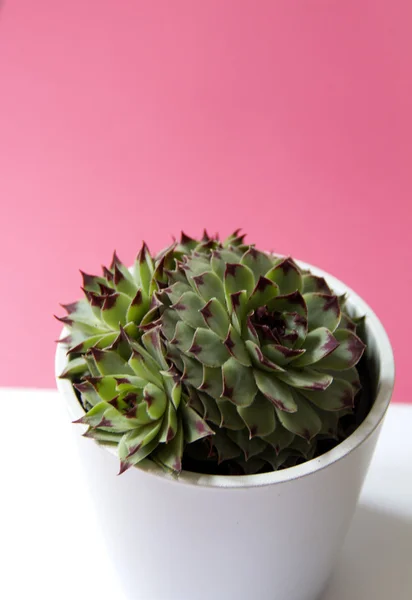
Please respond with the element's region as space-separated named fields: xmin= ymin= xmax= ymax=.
xmin=57 ymin=243 xmax=174 ymax=378
xmin=64 ymin=327 xmax=213 ymax=474
xmin=150 ymin=231 xmax=366 ymax=471
xmin=58 ymin=231 xmax=366 ymax=475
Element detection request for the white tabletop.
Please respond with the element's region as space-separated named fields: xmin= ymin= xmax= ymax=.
xmin=1 ymin=389 xmax=411 ymax=600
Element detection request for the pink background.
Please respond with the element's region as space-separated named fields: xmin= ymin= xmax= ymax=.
xmin=0 ymin=1 xmax=410 ymax=401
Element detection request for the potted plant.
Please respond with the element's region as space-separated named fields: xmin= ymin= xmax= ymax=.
xmin=56 ymin=231 xmax=394 ymax=600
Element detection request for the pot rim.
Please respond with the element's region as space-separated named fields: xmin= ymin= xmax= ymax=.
xmin=56 ymin=259 xmax=395 ymax=489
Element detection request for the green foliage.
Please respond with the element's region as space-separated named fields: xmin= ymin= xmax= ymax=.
xmin=58 ymin=231 xmax=365 ymax=475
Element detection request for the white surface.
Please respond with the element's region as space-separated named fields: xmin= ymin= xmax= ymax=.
xmin=1 ymin=389 xmax=411 ymax=600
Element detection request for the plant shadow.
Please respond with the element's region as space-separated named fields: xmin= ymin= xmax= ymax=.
xmin=320 ymin=504 xmax=412 ymax=600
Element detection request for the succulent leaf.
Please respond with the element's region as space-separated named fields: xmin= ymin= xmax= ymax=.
xmin=302 ymin=274 xmax=332 ymax=295
xmin=304 ymin=293 xmax=341 ymax=332
xmin=181 ymin=404 xmax=214 ymax=443
xmin=182 ymin=253 xmax=211 ymax=277
xmin=322 ymin=366 xmax=361 ymax=393
xmin=292 ymin=327 xmax=339 ymax=367
xmin=80 ymin=272 xmax=110 ymax=293
xmin=200 ymin=365 xmax=223 ymax=399
xmin=241 ymin=247 xmax=274 ymax=281
xmin=142 ymin=383 xmax=168 ymax=419
xmin=212 ymin=429 xmax=243 ymax=463
xmin=59 ymin=356 xmax=88 ymax=379
xmin=155 ymin=419 xmax=184 ymax=472
xmin=165 ymin=281 xmax=192 ymax=304
xmin=316 ymin=329 xmax=366 ymax=370
xmin=200 ymin=298 xmax=230 ymax=338
xmin=114 ymin=375 xmax=147 ymax=392
xmin=314 ymin=407 xmax=340 ymax=438
xmin=158 ymin=401 xmax=178 ymax=443
xmin=129 ymin=349 xmax=163 ymax=386
xmin=275 ymin=392 xmax=322 ymax=441
xmin=238 ymin=393 xmax=277 ymax=438
xmin=246 ymin=340 xmax=285 ymax=372
xmin=141 ymin=328 xmax=168 ymax=369
xmin=268 ymin=291 xmax=307 ymax=318
xmin=224 ymin=325 xmax=251 ymax=366
xmin=224 ymin=229 xmax=247 ymax=248
xmin=122 ymin=421 xmax=163 ymax=458
xmin=245 ymin=315 xmax=260 ymax=345
xmin=89 ymin=348 xmax=134 ymax=377
xmin=135 ymin=243 xmax=154 ymax=294
xmin=338 ymin=312 xmax=357 ymax=332
xmin=221 ymin=358 xmax=258 ymax=406
xmin=217 ymin=399 xmax=245 ymax=430
xmin=229 ymin=290 xmax=248 ymax=333
xmin=254 ymin=369 xmax=297 ymax=412
xmin=247 ymin=277 xmax=279 ymax=312
xmin=86 ymin=376 xmax=118 ymax=401
xmin=301 ymin=377 xmax=354 ymax=411
xmin=282 ymin=312 xmax=308 ymax=349
xmin=262 ymin=425 xmax=294 ymax=454
xmin=179 ymin=231 xmax=201 ymax=252
xmin=227 ymin=429 xmax=267 ymax=460
xmin=113 ymin=264 xmax=138 ymax=297
xmin=73 ymin=380 xmax=101 ymax=407
xmin=211 ymin=249 xmax=242 ymax=278
xmin=265 ymin=258 xmax=303 ymax=295
xmin=101 ymin=292 xmax=132 ymax=328
xmin=188 ymin=328 xmax=230 ymax=367
xmin=224 ymin=263 xmax=255 ymax=305
xmin=193 ymin=271 xmax=226 ymax=305
xmin=83 ymin=428 xmax=123 ymax=444
xmin=159 ymin=370 xmax=182 ymax=410
xmin=119 ymin=439 xmax=159 ymax=474
xmin=84 ymin=354 xmax=100 ymax=377
xmin=76 ymin=400 xmax=139 ymax=432
xmin=126 ymin=290 xmax=147 ymax=324
xmin=161 ymin=308 xmax=181 ymax=341
xmin=172 ymin=291 xmax=206 ymax=329
xmin=180 ymin=355 xmax=204 ymax=388
xmin=197 ymin=391 xmax=222 ymax=425
xmin=261 ymin=344 xmax=305 ymax=367
xmin=277 ymin=367 xmax=333 ymax=391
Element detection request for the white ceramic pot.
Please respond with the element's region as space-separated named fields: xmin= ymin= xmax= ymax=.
xmin=56 ymin=261 xmax=395 ymax=600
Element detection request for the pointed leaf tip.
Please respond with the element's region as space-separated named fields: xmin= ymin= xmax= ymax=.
xmin=72 ymin=382 xmax=90 ymax=393
xmin=60 ymin=301 xmax=78 ymax=315
xmin=54 ymin=314 xmax=73 ymax=326
xmin=304 ymin=293 xmax=341 ymax=332
xmin=137 ymin=241 xmax=149 ymax=263
xmin=180 ymin=231 xmax=196 ymax=245
xmin=316 ymin=329 xmax=366 ymax=370
xmin=118 ymin=461 xmax=132 ymax=475
xmin=89 ymin=347 xmax=105 ymax=361
xmin=79 ymin=270 xmax=99 ymax=289
xmin=110 ymin=250 xmax=121 ymax=270
xmin=80 ymin=288 xmax=99 ymax=308
xmin=101 ymin=292 xmax=119 ymax=311
xmin=113 ymin=263 xmax=125 ymax=284
xmin=101 ymin=266 xmax=114 ymax=284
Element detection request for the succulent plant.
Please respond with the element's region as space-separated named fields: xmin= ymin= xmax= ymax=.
xmin=69 ymin=328 xmax=213 ymax=474
xmin=58 ymin=231 xmax=366 ymax=475
xmin=57 ymin=244 xmax=172 ymax=379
